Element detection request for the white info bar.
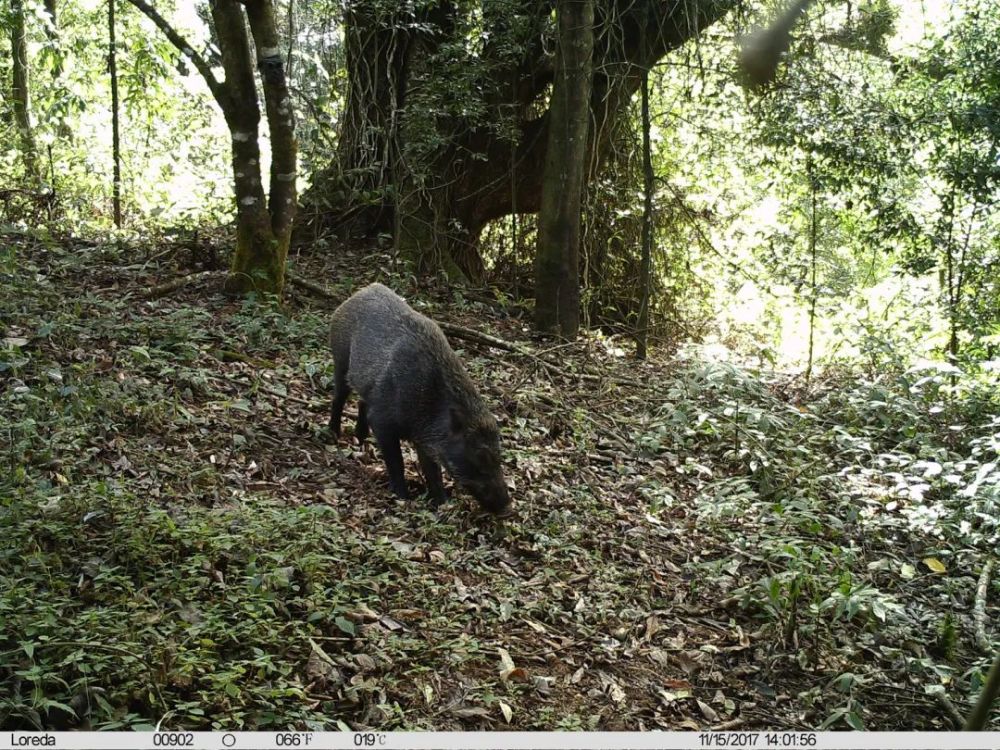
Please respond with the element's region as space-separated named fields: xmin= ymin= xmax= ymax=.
xmin=4 ymin=732 xmax=1000 ymax=750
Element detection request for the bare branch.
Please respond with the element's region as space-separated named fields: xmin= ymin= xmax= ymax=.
xmin=139 ymin=270 xmax=222 ymax=299
xmin=123 ymin=0 xmax=228 ymax=110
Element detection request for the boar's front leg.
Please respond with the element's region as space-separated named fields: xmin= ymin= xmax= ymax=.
xmin=371 ymin=419 xmax=408 ymax=499
xmin=355 ymin=401 xmax=370 ymax=442
xmin=328 ymin=369 xmax=350 ymax=439
xmin=416 ymin=446 xmax=447 ymax=506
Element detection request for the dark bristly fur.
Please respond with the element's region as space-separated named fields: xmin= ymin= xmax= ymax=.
xmin=328 ymin=283 xmax=511 ymax=515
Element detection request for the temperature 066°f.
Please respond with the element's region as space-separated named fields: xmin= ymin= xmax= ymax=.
xmin=274 ymin=733 xmax=313 ymax=747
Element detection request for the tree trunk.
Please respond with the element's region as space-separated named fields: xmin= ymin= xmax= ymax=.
xmin=109 ymin=0 xmax=122 ymax=227
xmin=41 ymin=0 xmax=70 ymax=142
xmin=394 ymin=185 xmax=470 ymax=282
xmin=247 ymin=1 xmax=297 ymax=234
xmin=227 ymin=0 xmax=298 ymax=295
xmin=392 ymin=160 xmax=486 ymax=283
xmin=43 ymin=0 xmax=63 ymax=79
xmin=300 ymin=0 xmax=477 ymax=277
xmin=207 ymin=0 xmax=274 ymax=293
xmin=805 ymin=165 xmax=818 ymax=384
xmin=940 ymin=188 xmax=959 ymax=362
xmin=125 ymin=0 xmax=296 ymax=296
xmin=964 ymin=651 xmax=1000 ymax=730
xmin=534 ymin=0 xmax=594 ymax=337
xmin=11 ymin=0 xmax=39 ymax=182
xmin=636 ymin=68 xmax=654 ymax=359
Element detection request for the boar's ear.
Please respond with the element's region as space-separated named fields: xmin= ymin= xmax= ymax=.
xmin=448 ymin=405 xmax=466 ymax=435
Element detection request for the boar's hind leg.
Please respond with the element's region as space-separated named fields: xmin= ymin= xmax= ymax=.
xmin=355 ymin=402 xmax=370 ymax=442
xmin=371 ymin=419 xmax=408 ymax=499
xmin=416 ymin=447 xmax=447 ymax=505
xmin=328 ymin=369 xmax=350 ymax=438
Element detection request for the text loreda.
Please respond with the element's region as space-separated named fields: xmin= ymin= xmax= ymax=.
xmin=10 ymin=735 xmax=56 ymax=747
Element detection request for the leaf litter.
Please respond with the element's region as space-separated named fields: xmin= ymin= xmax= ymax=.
xmin=0 ymin=235 xmax=997 ymax=731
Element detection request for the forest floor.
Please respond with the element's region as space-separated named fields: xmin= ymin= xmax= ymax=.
xmin=1 ymin=232 xmax=998 ymax=732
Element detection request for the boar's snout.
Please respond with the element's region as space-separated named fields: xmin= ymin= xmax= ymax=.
xmin=476 ymin=481 xmax=512 ymax=517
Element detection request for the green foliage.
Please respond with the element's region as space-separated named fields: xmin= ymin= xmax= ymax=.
xmin=934 ymin=612 xmax=958 ymax=661
xmin=0 ymin=246 xmax=356 ymax=729
xmin=739 ymin=0 xmax=1000 ymax=364
xmin=3 ymin=241 xmax=650 ymax=731
xmin=0 ymin=0 xmax=230 ymax=229
xmin=637 ymin=351 xmax=998 ymax=726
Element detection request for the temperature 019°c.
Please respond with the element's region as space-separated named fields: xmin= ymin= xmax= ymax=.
xmin=353 ymin=733 xmax=387 ymax=747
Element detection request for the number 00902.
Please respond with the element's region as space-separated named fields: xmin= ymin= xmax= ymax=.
xmin=152 ymin=733 xmax=194 ymax=747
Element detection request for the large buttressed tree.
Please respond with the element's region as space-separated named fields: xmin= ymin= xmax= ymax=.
xmin=299 ymin=0 xmax=738 ymax=281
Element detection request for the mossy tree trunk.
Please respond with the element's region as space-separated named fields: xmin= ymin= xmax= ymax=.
xmin=127 ymin=0 xmax=296 ymax=296
xmin=11 ymin=0 xmax=39 ymax=183
xmin=534 ymin=0 xmax=594 ymax=337
xmin=393 ymin=164 xmax=486 ymax=284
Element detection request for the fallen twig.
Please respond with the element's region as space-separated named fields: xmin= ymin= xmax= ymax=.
xmin=140 ymin=270 xmax=220 ymax=299
xmin=204 ymin=369 xmax=321 ymax=409
xmin=711 ymin=718 xmax=746 ymax=731
xmin=287 ymin=271 xmax=336 ymax=299
xmin=934 ymin=690 xmax=966 ymax=729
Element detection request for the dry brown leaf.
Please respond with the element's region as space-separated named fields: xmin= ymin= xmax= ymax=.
xmin=305 ymin=651 xmax=344 ymax=690
xmin=609 ymin=682 xmax=626 ymax=703
xmin=697 ymin=699 xmax=719 ymax=722
xmin=676 ymin=650 xmax=709 ymax=675
xmin=498 ymin=648 xmax=516 ymax=675
xmin=662 ymin=678 xmax=693 ymax=690
xmin=644 ymin=615 xmax=663 ymax=641
xmin=450 ymin=706 xmax=489 ymax=719
xmin=658 ymin=688 xmax=692 ymax=705
xmin=346 ymin=603 xmax=380 ymax=622
xmin=533 ymin=675 xmax=554 ymax=696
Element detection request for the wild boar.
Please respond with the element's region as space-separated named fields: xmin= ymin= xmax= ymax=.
xmin=328 ymin=283 xmax=511 ymax=516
